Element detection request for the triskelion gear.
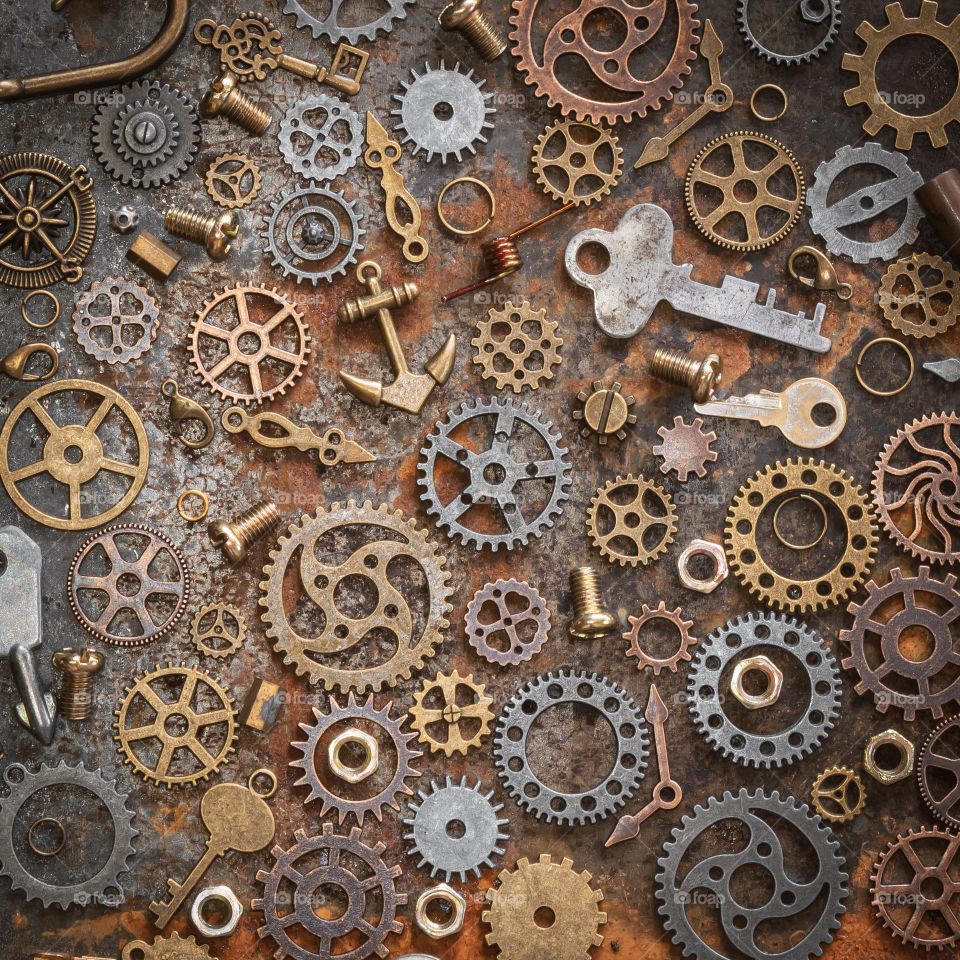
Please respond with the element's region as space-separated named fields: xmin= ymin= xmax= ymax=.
xmin=471 ymin=300 xmax=562 ymax=393
xmin=484 ymin=855 xmax=606 ymax=960
xmin=737 ymin=0 xmax=840 ymax=65
xmin=254 ymin=823 xmax=405 ymax=960
xmin=656 ymin=789 xmax=847 ymax=960
xmin=811 ymin=766 xmax=867 ymax=824
xmin=840 ymin=566 xmax=960 ymax=721
xmin=390 ymin=61 xmax=495 ymax=163
xmin=494 ymin=669 xmax=648 ymax=826
xmin=418 ymin=398 xmax=571 ymax=552
xmin=282 ymin=0 xmax=412 ymax=44
xmin=879 ymin=253 xmax=960 ymax=339
xmin=807 ymin=142 xmax=923 ymax=264
xmin=725 ymin=458 xmax=878 ymax=613
xmin=532 ymin=119 xmax=622 ymax=207
xmin=121 ymin=933 xmax=212 ymax=960
xmin=0 ymin=761 xmax=137 ymax=909
xmin=587 ymin=474 xmax=677 ymax=568
xmin=290 ymin=693 xmax=421 ymax=825
xmin=204 ymin=152 xmax=262 ymax=209
xmin=409 ymin=669 xmax=494 ymax=756
xmin=279 ymin=94 xmax=363 ymax=182
xmin=920 ymin=716 xmax=960 ymax=828
xmin=465 ymin=578 xmax=551 ymax=665
xmin=91 ymin=80 xmax=200 ymax=188
xmin=403 ymin=776 xmax=509 ymax=882
xmin=190 ymin=602 xmax=246 ymax=659
xmin=653 ymin=417 xmax=717 ymax=482
xmin=259 ymin=500 xmax=452 ymax=691
xmin=623 ymin=602 xmax=696 ymax=675
xmin=688 ymin=611 xmax=841 ymax=768
xmin=71 ymin=276 xmax=159 ymax=364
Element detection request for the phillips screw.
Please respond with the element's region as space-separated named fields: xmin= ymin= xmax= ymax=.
xmin=164 ymin=207 xmax=239 ymax=262
xmin=208 ymin=500 xmax=282 ymax=565
xmin=568 ymin=566 xmax=618 ymax=639
xmin=200 ymin=72 xmax=273 ymax=134
xmin=438 ymin=0 xmax=507 ymax=62
xmin=52 ymin=647 xmax=104 ymax=721
xmin=650 ymin=347 xmax=723 ymax=403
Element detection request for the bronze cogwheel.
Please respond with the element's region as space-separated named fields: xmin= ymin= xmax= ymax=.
xmin=810 ymin=765 xmax=866 ymax=824
xmin=623 ymin=601 xmax=695 ymax=675
xmin=203 ymin=152 xmax=263 ymax=209
xmin=72 ymin=276 xmax=160 ymax=364
xmin=471 ymin=300 xmax=562 ymax=393
xmin=409 ymin=669 xmax=494 ymax=757
xmin=531 ymin=118 xmax=622 ymax=207
xmin=653 ymin=416 xmax=718 ymax=482
xmin=879 ymin=253 xmax=960 ymax=339
xmin=920 ymin=716 xmax=960 ymax=829
xmin=190 ymin=602 xmax=246 ymax=659
xmin=121 ymin=934 xmax=212 ymax=960
xmin=587 ymin=474 xmax=677 ymax=568
xmin=465 ymin=578 xmax=551 ymax=666
xmin=725 ymin=458 xmax=878 ymax=613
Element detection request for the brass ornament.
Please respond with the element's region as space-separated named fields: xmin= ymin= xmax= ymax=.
xmin=190 ymin=602 xmax=247 ymax=659
xmin=810 ymin=765 xmax=866 ymax=824
xmin=409 ymin=669 xmax=494 ymax=756
xmin=532 ymin=119 xmax=622 ymax=207
xmin=878 ymin=253 xmax=960 ymax=339
xmin=203 ymin=152 xmax=262 ymax=209
xmin=587 ymin=474 xmax=677 ymax=568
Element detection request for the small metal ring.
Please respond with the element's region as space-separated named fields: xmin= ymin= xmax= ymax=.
xmin=21 ymin=290 xmax=61 ymax=329
xmin=177 ymin=489 xmax=209 ymax=522
xmin=750 ymin=83 xmax=788 ymax=122
xmin=248 ymin=768 xmax=278 ymax=798
xmin=437 ymin=176 xmax=496 ymax=236
xmin=772 ymin=493 xmax=828 ymax=551
xmin=28 ymin=817 xmax=65 ymax=857
xmin=855 ymin=337 xmax=914 ymax=397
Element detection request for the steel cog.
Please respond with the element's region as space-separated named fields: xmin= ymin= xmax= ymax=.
xmin=282 ymin=0 xmax=412 ymax=44
xmin=653 ymin=417 xmax=717 ymax=482
xmin=279 ymin=93 xmax=363 ymax=182
xmin=737 ymin=0 xmax=840 ymax=65
xmin=920 ymin=716 xmax=960 ymax=828
xmin=71 ymin=276 xmax=159 ymax=364
xmin=409 ymin=669 xmax=494 ymax=756
xmin=532 ymin=118 xmax=622 ymax=207
xmin=879 ymin=253 xmax=960 ymax=339
xmin=587 ymin=474 xmax=677 ymax=568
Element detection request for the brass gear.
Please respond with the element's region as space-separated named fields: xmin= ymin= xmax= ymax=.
xmin=483 ymin=854 xmax=606 ymax=960
xmin=653 ymin=416 xmax=718 ymax=482
xmin=879 ymin=253 xmax=960 ymax=339
xmin=685 ymin=131 xmax=805 ymax=252
xmin=623 ymin=601 xmax=695 ymax=676
xmin=810 ymin=766 xmax=866 ymax=824
xmin=471 ymin=300 xmax=562 ymax=393
xmin=190 ymin=602 xmax=246 ymax=659
xmin=587 ymin=474 xmax=677 ymax=568
xmin=121 ymin=933 xmax=212 ymax=960
xmin=203 ymin=152 xmax=262 ymax=209
xmin=259 ymin=500 xmax=452 ymax=692
xmin=409 ymin=669 xmax=494 ymax=757
xmin=725 ymin=458 xmax=878 ymax=613
xmin=114 ymin=664 xmax=237 ymax=788
xmin=532 ymin=119 xmax=622 ymax=207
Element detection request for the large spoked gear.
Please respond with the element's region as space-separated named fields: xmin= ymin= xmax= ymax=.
xmin=0 ymin=761 xmax=137 ymax=909
xmin=91 ymin=80 xmax=200 ymax=188
xmin=688 ymin=611 xmax=841 ymax=768
xmin=390 ymin=61 xmax=495 ymax=163
xmin=657 ymin=789 xmax=848 ymax=960
xmin=282 ymin=0 xmax=412 ymax=44
xmin=279 ymin=94 xmax=364 ymax=182
xmin=879 ymin=253 xmax=960 ymax=339
xmin=71 ymin=276 xmax=159 ymax=365
xmin=532 ymin=119 xmax=622 ymax=208
xmin=920 ymin=716 xmax=960 ymax=828
xmin=417 ymin=398 xmax=571 ymax=552
xmin=737 ymin=0 xmax=840 ymax=65
xmin=494 ymin=669 xmax=648 ymax=826
xmin=587 ymin=474 xmax=677 ymax=568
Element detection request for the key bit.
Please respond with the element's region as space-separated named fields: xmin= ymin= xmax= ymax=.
xmin=924 ymin=358 xmax=960 ymax=383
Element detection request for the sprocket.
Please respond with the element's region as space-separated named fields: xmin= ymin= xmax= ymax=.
xmin=878 ymin=253 xmax=960 ymax=339
xmin=465 ymin=578 xmax=551 ymax=665
xmin=737 ymin=0 xmax=840 ymax=65
xmin=282 ymin=0 xmax=412 ymax=44
xmin=587 ymin=474 xmax=677 ymax=567
xmin=532 ymin=119 xmax=622 ymax=207
xmin=653 ymin=417 xmax=717 ymax=482
xmin=279 ymin=94 xmax=363 ymax=182
xmin=204 ymin=152 xmax=262 ymax=209
xmin=409 ymin=669 xmax=494 ymax=756
xmin=71 ymin=276 xmax=159 ymax=364
xmin=623 ymin=601 xmax=695 ymax=675
xmin=920 ymin=716 xmax=960 ymax=828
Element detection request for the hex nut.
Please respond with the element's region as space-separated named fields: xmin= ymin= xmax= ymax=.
xmin=864 ymin=729 xmax=914 ymax=785
xmin=415 ymin=883 xmax=466 ymax=939
xmin=677 ymin=539 xmax=728 ymax=593
xmin=328 ymin=727 xmax=378 ymax=783
xmin=190 ymin=884 xmax=243 ymax=938
xmin=730 ymin=655 xmax=783 ymax=710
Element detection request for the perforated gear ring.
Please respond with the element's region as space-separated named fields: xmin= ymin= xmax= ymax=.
xmin=71 ymin=276 xmax=159 ymax=364
xmin=532 ymin=119 xmax=622 ymax=207
xmin=465 ymin=578 xmax=551 ymax=665
xmin=279 ymin=94 xmax=363 ymax=182
xmin=471 ymin=300 xmax=562 ymax=393
xmin=587 ymin=474 xmax=677 ymax=568
xmin=879 ymin=253 xmax=960 ymax=339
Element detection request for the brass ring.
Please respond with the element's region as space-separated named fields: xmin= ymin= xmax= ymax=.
xmin=750 ymin=83 xmax=788 ymax=122
xmin=177 ymin=489 xmax=209 ymax=522
xmin=855 ymin=337 xmax=914 ymax=397
xmin=21 ymin=290 xmax=60 ymax=329
xmin=772 ymin=494 xmax=828 ymax=551
xmin=248 ymin=768 xmax=278 ymax=798
xmin=437 ymin=176 xmax=496 ymax=236
xmin=28 ymin=817 xmax=65 ymax=857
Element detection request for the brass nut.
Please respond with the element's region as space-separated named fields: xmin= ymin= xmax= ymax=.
xmin=126 ymin=230 xmax=182 ymax=280
xmin=730 ymin=655 xmax=783 ymax=710
xmin=864 ymin=729 xmax=914 ymax=785
xmin=328 ymin=727 xmax=378 ymax=783
xmin=677 ymin=539 xmax=728 ymax=593
xmin=415 ymin=883 xmax=466 ymax=939
xmin=190 ymin=884 xmax=243 ymax=938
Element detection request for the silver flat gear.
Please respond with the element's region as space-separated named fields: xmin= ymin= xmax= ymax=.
xmin=279 ymin=94 xmax=364 ymax=182
xmin=282 ymin=0 xmax=412 ymax=44
xmin=391 ymin=60 xmax=495 ymax=163
xmin=807 ymin=142 xmax=923 ymax=264
xmin=418 ymin=397 xmax=571 ymax=552
xmin=0 ymin=761 xmax=137 ymax=909
xmin=687 ymin=611 xmax=841 ymax=768
xmin=656 ymin=789 xmax=848 ymax=960
xmin=737 ymin=0 xmax=840 ymax=65
xmin=494 ymin=669 xmax=648 ymax=826
xmin=403 ymin=776 xmax=509 ymax=882
xmin=263 ymin=186 xmax=365 ymax=285
xmin=71 ymin=276 xmax=159 ymax=365
xmin=91 ymin=80 xmax=200 ymax=188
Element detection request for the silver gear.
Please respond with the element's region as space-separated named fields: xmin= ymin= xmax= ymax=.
xmin=418 ymin=397 xmax=571 ymax=552
xmin=263 ymin=186 xmax=365 ymax=285
xmin=402 ymin=776 xmax=509 ymax=882
xmin=0 ymin=761 xmax=137 ymax=909
xmin=282 ymin=0 xmax=412 ymax=44
xmin=687 ymin=611 xmax=841 ymax=768
xmin=808 ymin=142 xmax=923 ymax=264
xmin=656 ymin=789 xmax=848 ymax=960
xmin=494 ymin=669 xmax=648 ymax=826
xmin=737 ymin=0 xmax=840 ymax=65
xmin=390 ymin=60 xmax=496 ymax=163
xmin=71 ymin=276 xmax=159 ymax=364
xmin=279 ymin=94 xmax=364 ymax=183
xmin=91 ymin=80 xmax=200 ymax=188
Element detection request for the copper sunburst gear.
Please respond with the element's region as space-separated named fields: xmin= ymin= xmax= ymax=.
xmin=471 ymin=300 xmax=562 ymax=393
xmin=653 ymin=416 xmax=718 ymax=482
xmin=623 ymin=602 xmax=695 ymax=675
xmin=531 ymin=119 xmax=622 ymax=207
xmin=409 ymin=669 xmax=494 ymax=756
xmin=587 ymin=474 xmax=677 ymax=568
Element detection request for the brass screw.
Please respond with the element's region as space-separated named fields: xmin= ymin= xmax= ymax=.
xmin=52 ymin=648 xmax=104 ymax=721
xmin=208 ymin=500 xmax=283 ymax=565
xmin=568 ymin=566 xmax=617 ymax=639
xmin=200 ymin=72 xmax=273 ymax=135
xmin=438 ymin=0 xmax=507 ymax=61
xmin=164 ymin=207 xmax=239 ymax=261
xmin=650 ymin=347 xmax=723 ymax=403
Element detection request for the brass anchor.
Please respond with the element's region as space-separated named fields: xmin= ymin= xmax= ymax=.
xmin=338 ymin=261 xmax=456 ymax=413
xmin=161 ymin=379 xmax=215 ymax=449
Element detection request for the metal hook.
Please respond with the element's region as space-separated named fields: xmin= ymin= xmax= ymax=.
xmin=1 ymin=343 xmax=59 ymax=381
xmin=161 ymin=378 xmax=215 ymax=449
xmin=787 ymin=246 xmax=853 ymax=301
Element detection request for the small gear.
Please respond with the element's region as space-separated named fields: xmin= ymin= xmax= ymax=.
xmin=91 ymin=80 xmax=200 ymax=188
xmin=737 ymin=0 xmax=840 ymax=65
xmin=279 ymin=94 xmax=364 ymax=182
xmin=403 ymin=776 xmax=509 ymax=882
xmin=811 ymin=766 xmax=867 ymax=824
xmin=920 ymin=716 xmax=960 ymax=828
xmin=465 ymin=578 xmax=551 ymax=665
xmin=879 ymin=253 xmax=960 ymax=339
xmin=587 ymin=474 xmax=677 ymax=568
xmin=204 ymin=152 xmax=262 ymax=209
xmin=653 ymin=417 xmax=717 ymax=482
xmin=190 ymin=602 xmax=246 ymax=659
xmin=532 ymin=119 xmax=622 ymax=207
xmin=471 ymin=300 xmax=562 ymax=393
xmin=409 ymin=669 xmax=494 ymax=756
xmin=391 ymin=60 xmax=495 ymax=163
xmin=282 ymin=0 xmax=412 ymax=44
xmin=71 ymin=276 xmax=159 ymax=364
xmin=121 ymin=934 xmax=212 ymax=960
xmin=572 ymin=381 xmax=636 ymax=444
xmin=623 ymin=601 xmax=695 ymax=676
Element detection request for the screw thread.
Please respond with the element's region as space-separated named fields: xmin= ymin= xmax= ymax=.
xmin=61 ymin=674 xmax=94 ymax=721
xmin=234 ymin=500 xmax=282 ymax=547
xmin=165 ymin=207 xmax=211 ymax=243
xmin=570 ymin=566 xmax=602 ymax=613
xmin=461 ymin=11 xmax=508 ymax=60
xmin=650 ymin=347 xmax=697 ymax=388
xmin=223 ymin=89 xmax=272 ymax=135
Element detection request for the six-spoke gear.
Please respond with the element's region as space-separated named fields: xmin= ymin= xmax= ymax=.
xmin=587 ymin=474 xmax=677 ymax=568
xmin=532 ymin=118 xmax=622 ymax=207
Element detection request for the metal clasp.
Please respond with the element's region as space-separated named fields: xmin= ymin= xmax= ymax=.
xmin=787 ymin=246 xmax=853 ymax=301
xmin=1 ymin=343 xmax=59 ymax=381
xmin=161 ymin=378 xmax=215 ymax=449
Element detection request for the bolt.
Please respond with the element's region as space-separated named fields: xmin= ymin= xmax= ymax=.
xmin=200 ymin=72 xmax=272 ymax=135
xmin=164 ymin=206 xmax=239 ymax=261
xmin=649 ymin=347 xmax=723 ymax=403
xmin=208 ymin=500 xmax=282 ymax=565
xmin=52 ymin=647 xmax=104 ymax=721
xmin=568 ymin=566 xmax=617 ymax=639
xmin=438 ymin=0 xmax=507 ymax=61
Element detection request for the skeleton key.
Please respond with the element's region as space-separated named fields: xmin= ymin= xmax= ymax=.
xmin=150 ymin=780 xmax=275 ymax=928
xmin=694 ymin=378 xmax=846 ymax=449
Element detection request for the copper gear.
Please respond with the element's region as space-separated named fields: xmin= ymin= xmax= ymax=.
xmin=114 ymin=664 xmax=238 ymax=788
xmin=509 ymin=0 xmax=700 ymax=125
xmin=471 ymin=300 xmax=562 ymax=393
xmin=684 ymin=131 xmax=805 ymax=252
xmin=483 ymin=854 xmax=606 ymax=960
xmin=189 ymin=284 xmax=311 ymax=405
xmin=587 ymin=474 xmax=677 ymax=568
xmin=920 ymin=716 xmax=960 ymax=829
xmin=121 ymin=933 xmax=212 ymax=960
xmin=409 ymin=669 xmax=494 ymax=756
xmin=810 ymin=766 xmax=866 ymax=824
xmin=259 ymin=500 xmax=452 ymax=692
xmin=873 ymin=413 xmax=960 ymax=565
xmin=725 ymin=458 xmax=878 ymax=613
xmin=465 ymin=578 xmax=551 ymax=665
xmin=871 ymin=826 xmax=960 ymax=950
xmin=623 ymin=601 xmax=695 ymax=675
xmin=190 ymin=602 xmax=246 ymax=659
xmin=653 ymin=416 xmax=718 ymax=482
xmin=879 ymin=253 xmax=960 ymax=339
xmin=532 ymin=119 xmax=622 ymax=207
xmin=843 ymin=1 xmax=960 ymax=150
xmin=72 ymin=276 xmax=159 ymax=364
xmin=203 ymin=152 xmax=262 ymax=209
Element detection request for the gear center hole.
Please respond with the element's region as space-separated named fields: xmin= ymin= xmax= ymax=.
xmin=63 ymin=444 xmax=84 ymax=465
xmin=734 ymin=179 xmax=759 ymax=203
xmin=332 ymin=573 xmax=380 ymax=620
xmin=920 ymin=876 xmax=946 ymax=901
xmin=115 ymin=571 xmax=142 ymax=597
xmin=533 ymin=905 xmax=556 ymax=928
xmin=433 ymin=101 xmax=454 ymax=121
xmin=311 ymin=881 xmax=350 ymax=921
xmin=897 ymin=624 xmax=937 ymax=663
xmin=483 ymin=462 xmax=507 ymax=485
xmin=445 ymin=817 xmax=466 ymax=839
xmin=163 ymin=712 xmax=189 ymax=737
